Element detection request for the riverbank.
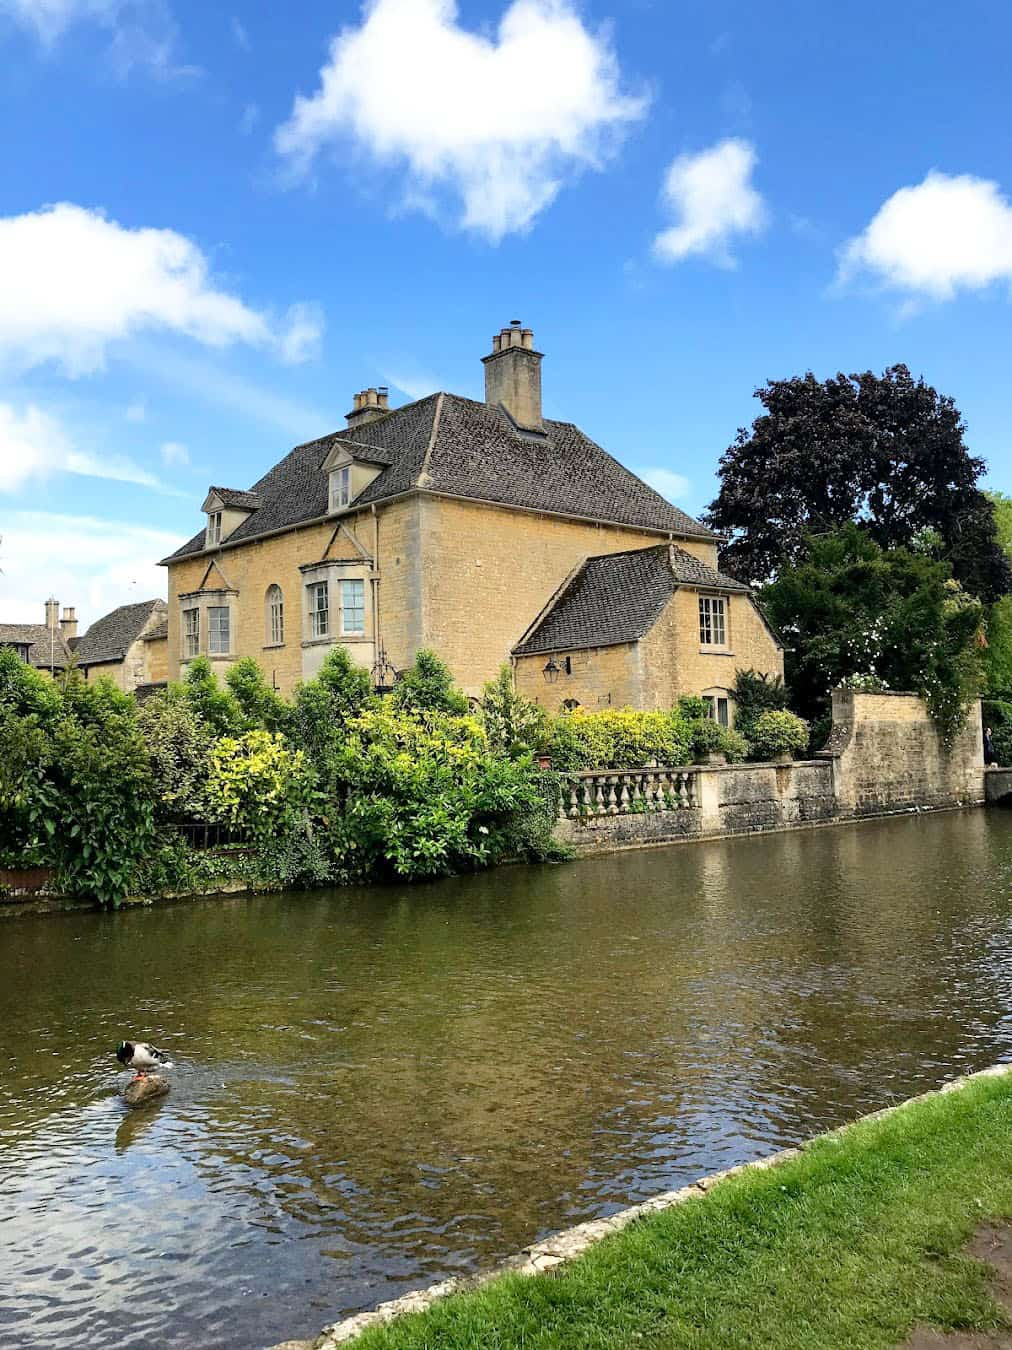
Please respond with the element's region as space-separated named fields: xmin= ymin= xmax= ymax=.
xmin=288 ymin=1064 xmax=1012 ymax=1350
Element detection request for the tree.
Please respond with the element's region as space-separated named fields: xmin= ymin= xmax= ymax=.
xmin=762 ymin=524 xmax=984 ymax=745
xmin=707 ymin=365 xmax=1010 ymax=601
xmin=389 ymin=649 xmax=468 ymax=716
xmin=480 ymin=665 xmax=546 ymax=759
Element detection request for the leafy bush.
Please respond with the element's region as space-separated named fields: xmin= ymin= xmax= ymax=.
xmin=128 ymin=837 xmax=253 ymax=897
xmin=839 ymin=673 xmax=889 ymax=692
xmin=226 ymin=657 xmax=291 ymax=734
xmin=677 ymin=695 xmax=710 ymax=723
xmin=291 ymin=646 xmax=373 ymax=761
xmin=136 ymin=689 xmax=217 ymax=822
xmin=481 ymin=665 xmax=547 ymax=759
xmin=688 ymin=718 xmax=749 ymax=763
xmin=179 ymin=656 xmax=242 ymax=735
xmin=545 ymin=707 xmax=692 ymax=771
xmin=389 ymin=648 xmax=468 ymax=716
xmin=732 ymin=669 xmax=790 ymax=746
xmin=748 ymin=709 xmax=810 ymax=760
xmin=325 ymin=705 xmax=544 ymax=881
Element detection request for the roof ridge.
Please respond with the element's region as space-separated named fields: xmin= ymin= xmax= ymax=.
xmin=417 ymin=392 xmax=444 ymax=487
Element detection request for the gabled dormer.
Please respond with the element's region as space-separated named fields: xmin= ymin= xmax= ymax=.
xmin=201 ymin=487 xmax=260 ymax=548
xmin=321 ymin=440 xmax=393 ymax=515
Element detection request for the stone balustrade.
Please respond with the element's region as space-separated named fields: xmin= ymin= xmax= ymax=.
xmin=561 ymin=767 xmax=699 ymax=819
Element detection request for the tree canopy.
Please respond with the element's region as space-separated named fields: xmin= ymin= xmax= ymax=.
xmin=706 ymin=365 xmax=1010 ymax=602
xmin=762 ymin=524 xmax=984 ymax=744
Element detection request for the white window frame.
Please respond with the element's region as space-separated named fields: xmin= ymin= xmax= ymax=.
xmin=208 ymin=606 xmax=230 ymax=655
xmin=699 ymin=595 xmax=727 ymax=647
xmin=339 ymin=578 xmax=366 ymax=635
xmin=308 ymin=581 xmax=329 ymax=638
xmin=183 ymin=607 xmax=200 ymax=658
xmin=704 ymin=694 xmax=730 ymax=726
xmin=207 ymin=511 xmax=222 ymax=547
xmin=267 ymin=585 xmax=284 ymax=646
xmin=329 ymin=466 xmax=352 ymax=513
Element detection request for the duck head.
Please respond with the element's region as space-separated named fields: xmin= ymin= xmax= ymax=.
xmin=116 ymin=1041 xmax=133 ymax=1065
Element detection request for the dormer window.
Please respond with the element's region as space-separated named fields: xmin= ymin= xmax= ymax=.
xmin=329 ymin=466 xmax=351 ymax=513
xmin=207 ymin=511 xmax=222 ymax=547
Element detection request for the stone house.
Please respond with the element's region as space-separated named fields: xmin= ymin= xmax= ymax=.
xmin=161 ymin=323 xmax=783 ymax=718
xmin=74 ymin=599 xmax=169 ymax=693
xmin=0 ymin=598 xmax=78 ymax=675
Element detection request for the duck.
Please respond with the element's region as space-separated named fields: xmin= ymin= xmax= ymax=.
xmin=116 ymin=1041 xmax=173 ymax=1078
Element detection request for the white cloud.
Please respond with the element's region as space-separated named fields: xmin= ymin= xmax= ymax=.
xmin=0 ymin=401 xmax=161 ymax=492
xmin=382 ymin=368 xmax=438 ymax=402
xmin=160 ymin=440 xmax=188 ymax=467
xmin=0 ymin=203 xmax=322 ymax=374
xmin=653 ymin=138 xmax=767 ymax=268
xmin=278 ymin=302 xmax=324 ymax=365
xmin=1 ymin=0 xmax=195 ymax=79
xmin=274 ymin=0 xmax=647 ymax=240
xmin=639 ymin=466 xmax=691 ymax=503
xmin=839 ymin=170 xmax=1012 ymax=300
xmin=231 ymin=13 xmax=249 ymax=51
xmin=0 ymin=510 xmax=181 ymax=626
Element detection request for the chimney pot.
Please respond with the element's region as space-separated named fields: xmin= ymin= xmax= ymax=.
xmin=45 ymin=596 xmax=59 ymax=632
xmin=60 ymin=607 xmax=78 ymax=641
xmin=347 ymin=387 xmax=392 ymax=428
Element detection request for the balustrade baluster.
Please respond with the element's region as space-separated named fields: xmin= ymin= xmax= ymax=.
xmin=594 ymin=776 xmax=606 ymax=816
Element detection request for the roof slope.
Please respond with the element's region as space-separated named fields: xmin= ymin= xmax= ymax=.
xmin=75 ymin=599 xmax=167 ymax=666
xmin=164 ymin=394 xmax=713 ymax=563
xmin=0 ymin=624 xmax=73 ymax=668
xmin=513 ymin=544 xmax=749 ymax=656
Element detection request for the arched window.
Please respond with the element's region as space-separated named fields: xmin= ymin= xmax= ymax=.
xmin=562 ymin=698 xmax=581 ymax=712
xmin=266 ymin=585 xmax=284 ymax=646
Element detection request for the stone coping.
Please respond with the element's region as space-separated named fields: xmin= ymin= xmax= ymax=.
xmin=273 ymin=1063 xmax=1012 ymax=1350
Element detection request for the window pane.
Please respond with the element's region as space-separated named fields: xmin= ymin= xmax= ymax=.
xmin=309 ymin=581 xmax=329 ymax=638
xmin=699 ymin=597 xmax=712 ymax=645
xmin=268 ymin=586 xmax=284 ymax=645
xmin=717 ymin=698 xmax=729 ymax=727
xmin=340 ymin=578 xmax=365 ymax=635
xmin=208 ymin=606 xmax=230 ymax=654
xmin=183 ymin=608 xmax=199 ymax=658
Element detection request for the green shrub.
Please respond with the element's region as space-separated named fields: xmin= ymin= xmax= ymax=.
xmin=226 ymin=657 xmax=292 ymax=734
xmin=732 ymin=669 xmax=791 ymax=746
xmin=677 ymin=695 xmax=710 ymax=723
xmin=390 ymin=648 xmax=469 ymax=716
xmin=481 ymin=665 xmax=548 ymax=759
xmin=546 ymin=708 xmax=691 ymax=771
xmin=748 ymin=709 xmax=810 ymax=760
xmin=136 ymin=689 xmax=217 ymax=822
xmin=179 ymin=656 xmax=242 ymax=735
xmin=689 ymin=719 xmax=749 ymax=763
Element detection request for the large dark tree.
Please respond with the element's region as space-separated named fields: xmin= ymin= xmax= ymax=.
xmin=705 ymin=364 xmax=1010 ymax=601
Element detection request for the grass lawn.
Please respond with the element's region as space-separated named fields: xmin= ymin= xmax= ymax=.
xmin=349 ymin=1070 xmax=1012 ymax=1349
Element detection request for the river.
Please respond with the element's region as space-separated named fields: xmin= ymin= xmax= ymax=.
xmin=2 ymin=810 xmax=1011 ymax=1349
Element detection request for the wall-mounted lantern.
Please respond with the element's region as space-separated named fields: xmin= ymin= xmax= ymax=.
xmin=543 ymin=656 xmax=561 ymax=684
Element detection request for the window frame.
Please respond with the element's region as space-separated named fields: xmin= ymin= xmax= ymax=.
xmin=183 ymin=607 xmax=200 ymax=658
xmin=267 ymin=584 xmax=285 ymax=646
xmin=329 ymin=465 xmax=352 ymax=513
xmin=339 ymin=577 xmax=366 ymax=636
xmin=207 ymin=605 xmax=231 ymax=656
xmin=207 ymin=511 xmax=222 ymax=547
xmin=698 ymin=594 xmax=728 ymax=647
xmin=308 ymin=580 xmax=330 ymax=638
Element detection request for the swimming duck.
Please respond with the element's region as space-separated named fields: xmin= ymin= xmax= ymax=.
xmin=116 ymin=1041 xmax=172 ymax=1077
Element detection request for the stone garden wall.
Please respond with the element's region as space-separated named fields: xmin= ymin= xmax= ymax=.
xmin=555 ymin=692 xmax=984 ymax=856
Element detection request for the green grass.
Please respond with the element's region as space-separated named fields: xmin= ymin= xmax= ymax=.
xmin=353 ymin=1072 xmax=1012 ymax=1349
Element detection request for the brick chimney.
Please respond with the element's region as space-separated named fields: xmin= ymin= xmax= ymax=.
xmin=45 ymin=596 xmax=59 ymax=632
xmin=482 ymin=320 xmax=543 ymax=433
xmin=346 ymin=387 xmax=390 ymax=429
xmin=60 ymin=607 xmax=78 ymax=641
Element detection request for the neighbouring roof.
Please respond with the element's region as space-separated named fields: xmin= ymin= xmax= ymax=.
xmin=144 ymin=619 xmax=168 ymax=642
xmin=0 ymin=624 xmax=74 ymax=668
xmin=513 ymin=544 xmax=750 ymax=657
xmin=163 ymin=393 xmax=714 ymax=563
xmin=75 ymin=599 xmax=167 ymax=667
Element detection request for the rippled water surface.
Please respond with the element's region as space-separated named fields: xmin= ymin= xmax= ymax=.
xmin=3 ymin=811 xmax=1012 ymax=1349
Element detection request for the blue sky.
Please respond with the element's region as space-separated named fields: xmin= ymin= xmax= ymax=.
xmin=2 ymin=0 xmax=1012 ymax=624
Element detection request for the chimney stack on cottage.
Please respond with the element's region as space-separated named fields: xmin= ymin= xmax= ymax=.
xmin=60 ymin=607 xmax=78 ymax=641
xmin=345 ymin=387 xmax=390 ymax=429
xmin=45 ymin=596 xmax=59 ymax=632
xmin=482 ymin=320 xmax=544 ymax=433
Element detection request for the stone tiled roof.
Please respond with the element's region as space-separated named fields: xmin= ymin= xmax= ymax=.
xmin=0 ymin=624 xmax=73 ymax=668
xmin=75 ymin=599 xmax=167 ymax=666
xmin=513 ymin=544 xmax=750 ymax=656
xmin=209 ymin=487 xmax=260 ymax=510
xmin=163 ymin=394 xmax=713 ymax=563
xmin=144 ymin=618 xmax=168 ymax=642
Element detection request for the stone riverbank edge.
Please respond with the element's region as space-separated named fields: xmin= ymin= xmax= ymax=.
xmin=273 ymin=1062 xmax=1012 ymax=1350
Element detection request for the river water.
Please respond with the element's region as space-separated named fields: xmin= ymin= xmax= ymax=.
xmin=2 ymin=810 xmax=1012 ymax=1349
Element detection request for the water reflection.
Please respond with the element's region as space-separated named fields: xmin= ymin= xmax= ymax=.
xmin=1 ymin=811 xmax=1011 ymax=1349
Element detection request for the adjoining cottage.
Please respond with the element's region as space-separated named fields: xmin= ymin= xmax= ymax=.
xmin=513 ymin=544 xmax=780 ymax=719
xmin=0 ymin=597 xmax=168 ymax=694
xmin=160 ymin=322 xmax=784 ymax=716
xmin=73 ymin=599 xmax=169 ymax=694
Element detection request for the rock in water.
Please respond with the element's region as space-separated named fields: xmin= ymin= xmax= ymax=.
xmin=122 ymin=1074 xmax=170 ymax=1108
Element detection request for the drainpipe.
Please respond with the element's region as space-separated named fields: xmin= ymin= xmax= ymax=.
xmin=371 ymin=504 xmax=381 ymax=671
